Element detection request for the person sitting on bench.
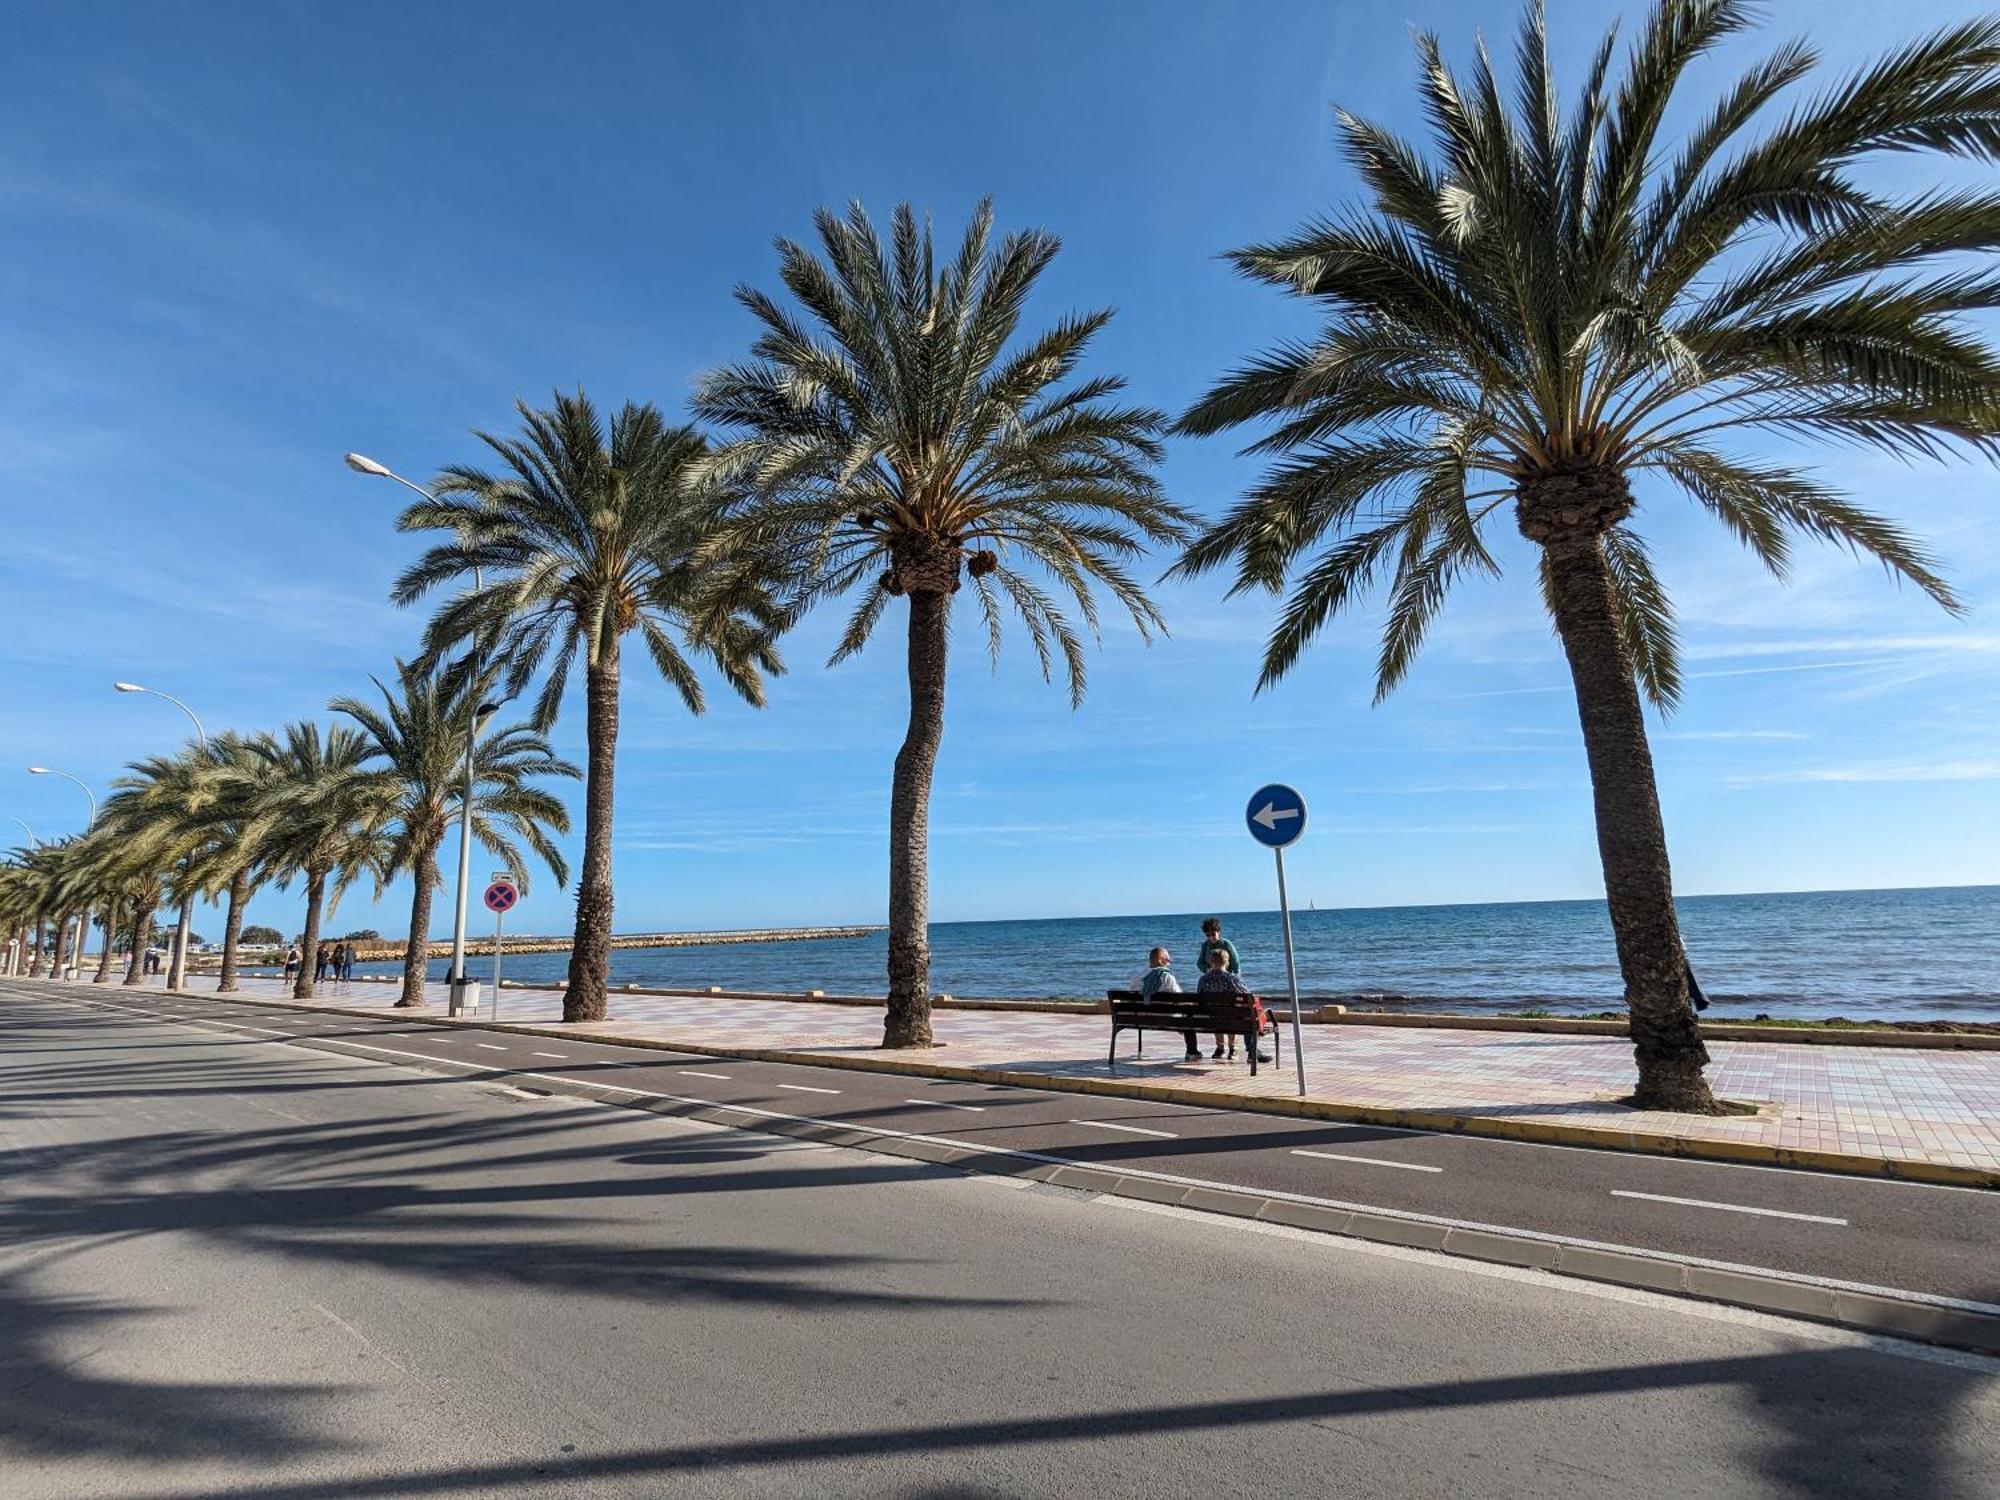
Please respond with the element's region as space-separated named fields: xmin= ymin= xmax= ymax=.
xmin=1197 ymin=948 xmax=1271 ymax=1064
xmin=1136 ymin=946 xmax=1201 ymax=1062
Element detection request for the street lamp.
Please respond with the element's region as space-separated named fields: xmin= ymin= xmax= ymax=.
xmin=347 ymin=451 xmax=488 ymax=1014
xmin=29 ymin=767 xmax=98 ymax=979
xmin=114 ymin=681 xmax=210 ymax=988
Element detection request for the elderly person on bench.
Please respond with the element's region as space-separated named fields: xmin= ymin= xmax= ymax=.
xmin=1197 ymin=947 xmax=1272 ymax=1064
xmin=1136 ymin=946 xmax=1202 ymax=1062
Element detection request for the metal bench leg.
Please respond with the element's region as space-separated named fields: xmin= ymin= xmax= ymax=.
xmin=1107 ymin=1025 xmax=1119 ymax=1074
xmin=1248 ymin=1028 xmax=1258 ymax=1077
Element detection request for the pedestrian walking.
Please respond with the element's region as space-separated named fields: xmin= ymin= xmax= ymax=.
xmin=283 ymin=944 xmax=299 ymax=982
xmin=339 ymin=943 xmax=355 ymax=982
xmin=314 ymin=945 xmax=330 ymax=983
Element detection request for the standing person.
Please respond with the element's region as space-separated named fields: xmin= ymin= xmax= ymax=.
xmin=314 ymin=943 xmax=331 ymax=984
xmin=339 ymin=942 xmax=355 ymax=982
xmin=1197 ymin=947 xmax=1271 ymax=1064
xmin=1135 ymin=946 xmax=1201 ymax=1063
xmin=1196 ymin=917 xmax=1240 ymax=979
xmin=283 ymin=944 xmax=300 ymax=983
xmin=330 ymin=942 xmax=348 ymax=983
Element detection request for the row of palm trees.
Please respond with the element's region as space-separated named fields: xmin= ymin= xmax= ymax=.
xmin=0 ymin=661 xmax=575 ymax=1005
xmin=8 ymin=1 xmax=1995 ymax=1114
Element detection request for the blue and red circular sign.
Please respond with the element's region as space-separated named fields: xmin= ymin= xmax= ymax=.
xmin=483 ymin=880 xmax=519 ymax=914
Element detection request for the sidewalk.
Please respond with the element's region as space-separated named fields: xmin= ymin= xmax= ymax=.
xmin=86 ymin=972 xmax=2000 ymax=1186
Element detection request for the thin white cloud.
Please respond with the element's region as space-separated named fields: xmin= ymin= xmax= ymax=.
xmin=1730 ymin=759 xmax=2000 ymax=786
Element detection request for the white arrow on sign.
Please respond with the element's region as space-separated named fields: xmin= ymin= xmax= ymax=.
xmin=1251 ymin=802 xmax=1302 ymax=831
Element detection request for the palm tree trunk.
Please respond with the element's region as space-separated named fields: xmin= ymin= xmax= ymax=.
xmin=398 ymin=843 xmax=438 ymax=1008
xmin=123 ymin=902 xmax=153 ymax=986
xmin=165 ymin=891 xmax=195 ymax=991
xmin=1540 ymin=530 xmax=1716 ymax=1113
xmin=295 ymin=869 xmax=327 ymax=1000
xmin=94 ymin=897 xmax=122 ymax=983
xmin=562 ymin=644 xmax=621 ymax=1023
xmin=28 ymin=916 xmax=46 ymax=977
xmin=884 ymin=588 xmax=949 ymax=1049
xmin=217 ymin=871 xmax=250 ymax=992
xmin=48 ymin=911 xmax=71 ymax=980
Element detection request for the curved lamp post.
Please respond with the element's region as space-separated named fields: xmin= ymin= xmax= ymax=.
xmin=28 ymin=767 xmax=97 ymax=979
xmin=346 ymin=452 xmax=487 ymax=1014
xmin=114 ymin=682 xmax=210 ymax=988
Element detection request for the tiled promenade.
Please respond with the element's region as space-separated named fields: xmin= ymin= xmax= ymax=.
xmin=67 ymin=971 xmax=2000 ymax=1181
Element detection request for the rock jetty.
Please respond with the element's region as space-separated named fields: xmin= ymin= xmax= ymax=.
xmin=338 ymin=925 xmax=880 ymax=964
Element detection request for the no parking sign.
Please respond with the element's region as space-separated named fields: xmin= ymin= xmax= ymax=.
xmin=483 ymin=879 xmax=518 ymax=914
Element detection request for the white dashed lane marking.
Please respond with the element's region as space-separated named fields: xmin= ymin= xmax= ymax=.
xmin=1292 ymin=1149 xmax=1444 ymax=1174
xmin=1610 ymin=1190 xmax=1848 ymax=1226
xmin=1070 ymin=1119 xmax=1178 ymax=1139
xmin=777 ymin=1083 xmax=840 ymax=1095
xmin=904 ymin=1098 xmax=986 ymax=1113
xmin=680 ymin=1070 xmax=733 ymax=1081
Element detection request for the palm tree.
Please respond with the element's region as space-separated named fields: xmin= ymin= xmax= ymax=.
xmin=97 ymin=753 xmax=203 ymax=987
xmin=697 ymin=200 xmax=1189 ymax=1048
xmin=334 ymin=660 xmax=577 ymax=1007
xmin=194 ymin=733 xmax=288 ymax=995
xmin=1171 ymin=0 xmax=2000 ymax=1110
xmin=392 ymin=393 xmax=785 ymax=1022
xmin=253 ymin=722 xmax=383 ymax=1000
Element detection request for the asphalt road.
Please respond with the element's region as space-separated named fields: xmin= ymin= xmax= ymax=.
xmin=3 ymin=988 xmax=1998 ymax=1499
xmin=31 ymin=980 xmax=1999 ymax=1308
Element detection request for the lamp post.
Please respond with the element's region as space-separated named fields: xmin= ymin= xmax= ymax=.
xmin=114 ymin=682 xmax=210 ymax=989
xmin=346 ymin=452 xmax=488 ymax=1013
xmin=29 ymin=767 xmax=97 ymax=979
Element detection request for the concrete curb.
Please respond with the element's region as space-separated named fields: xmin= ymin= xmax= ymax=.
xmin=133 ymin=982 xmax=2000 ymax=1192
xmin=49 ymin=984 xmax=2000 ymax=1360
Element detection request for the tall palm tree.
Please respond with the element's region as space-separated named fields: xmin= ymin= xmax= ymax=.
xmin=334 ymin=660 xmax=577 ymax=1007
xmin=0 ymin=856 xmax=39 ymax=976
xmin=1171 ymin=0 xmax=2000 ymax=1110
xmin=697 ymin=201 xmax=1189 ymax=1048
xmin=193 ymin=732 xmax=288 ymax=995
xmin=253 ymin=722 xmax=383 ymax=1000
xmin=97 ymin=753 xmax=204 ymax=988
xmin=392 ymin=393 xmax=785 ymax=1022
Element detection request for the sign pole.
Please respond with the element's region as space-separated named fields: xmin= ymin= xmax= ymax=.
xmin=491 ymin=905 xmax=504 ymax=1019
xmin=1274 ymin=846 xmax=1307 ymax=1097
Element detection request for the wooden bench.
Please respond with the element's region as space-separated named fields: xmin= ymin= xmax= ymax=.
xmin=1105 ymin=989 xmax=1270 ymax=1076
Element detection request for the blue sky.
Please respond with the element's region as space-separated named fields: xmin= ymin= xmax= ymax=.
xmin=2 ymin=0 xmax=1995 ymax=942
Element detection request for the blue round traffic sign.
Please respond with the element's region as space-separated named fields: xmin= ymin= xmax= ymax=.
xmin=483 ymin=880 xmax=518 ymax=914
xmin=1245 ymin=783 xmax=1307 ymax=849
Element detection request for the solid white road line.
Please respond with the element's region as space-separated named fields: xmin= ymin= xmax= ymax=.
xmin=474 ymin=1043 xmax=507 ymax=1051
xmin=681 ymin=1070 xmax=733 ymax=1080
xmin=1070 ymin=1119 xmax=1178 ymax=1139
xmin=1292 ymin=1149 xmax=1444 ymax=1174
xmin=1610 ymin=1190 xmax=1848 ymax=1226
xmin=777 ymin=1082 xmax=840 ymax=1094
xmin=904 ymin=1098 xmax=986 ymax=1112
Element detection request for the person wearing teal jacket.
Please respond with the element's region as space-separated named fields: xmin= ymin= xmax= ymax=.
xmin=1196 ymin=917 xmax=1239 ymax=978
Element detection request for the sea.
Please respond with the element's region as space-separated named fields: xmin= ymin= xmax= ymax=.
xmin=363 ymin=884 xmax=2000 ymax=1024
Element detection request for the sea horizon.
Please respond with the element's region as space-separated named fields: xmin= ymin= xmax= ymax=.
xmin=349 ymin=881 xmax=2000 ymax=1024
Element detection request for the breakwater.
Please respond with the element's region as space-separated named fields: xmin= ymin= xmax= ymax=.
xmin=328 ymin=925 xmax=879 ymax=964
